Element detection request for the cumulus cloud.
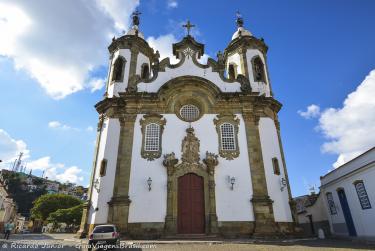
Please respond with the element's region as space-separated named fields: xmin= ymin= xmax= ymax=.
xmin=318 ymin=70 xmax=375 ymax=168
xmin=298 ymin=104 xmax=321 ymax=119
xmin=0 ymin=0 xmax=139 ymax=99
xmin=48 ymin=121 xmax=76 ymax=131
xmin=0 ymin=129 xmax=29 ymax=163
xmin=167 ymin=0 xmax=178 ymax=9
xmin=28 ymin=156 xmax=84 ymax=184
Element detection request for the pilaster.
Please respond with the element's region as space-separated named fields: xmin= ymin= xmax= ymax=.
xmin=107 ymin=114 xmax=137 ymax=233
xmin=242 ymin=113 xmax=278 ymax=236
xmin=76 ymin=115 xmax=105 ymax=238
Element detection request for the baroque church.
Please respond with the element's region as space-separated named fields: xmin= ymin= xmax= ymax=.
xmin=78 ymin=12 xmax=297 ymax=238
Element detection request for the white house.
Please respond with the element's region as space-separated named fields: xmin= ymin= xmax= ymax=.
xmin=320 ymin=147 xmax=375 ymax=240
xmin=78 ymin=12 xmax=296 ymax=238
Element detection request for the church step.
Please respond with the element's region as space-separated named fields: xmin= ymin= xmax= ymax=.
xmin=163 ymin=234 xmax=219 ymax=239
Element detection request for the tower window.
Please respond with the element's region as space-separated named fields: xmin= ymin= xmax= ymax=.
xmin=99 ymin=159 xmax=107 ymax=177
xmin=144 ymin=123 xmax=160 ymax=151
xmin=112 ymin=57 xmax=125 ymax=82
xmin=141 ymin=64 xmax=150 ymax=80
xmin=326 ymin=192 xmax=337 ymax=215
xmin=252 ymin=56 xmax=266 ymax=82
xmin=354 ymin=181 xmax=371 ymax=209
xmin=272 ymin=157 xmax=280 ymax=175
xmin=228 ymin=64 xmax=236 ymax=80
xmin=220 ymin=123 xmax=236 ymax=151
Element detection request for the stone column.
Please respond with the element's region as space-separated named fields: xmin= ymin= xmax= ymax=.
xmin=203 ymin=152 xmax=219 ymax=234
xmin=107 ymin=114 xmax=136 ymax=233
xmin=243 ymin=113 xmax=277 ymax=236
xmin=126 ymin=47 xmax=139 ymax=92
xmin=163 ymin=153 xmax=178 ymax=235
xmin=76 ymin=115 xmax=105 ymax=238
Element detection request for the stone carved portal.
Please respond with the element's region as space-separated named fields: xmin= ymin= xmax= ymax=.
xmin=163 ymin=127 xmax=219 ymax=235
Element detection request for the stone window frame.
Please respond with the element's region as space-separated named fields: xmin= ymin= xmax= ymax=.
xmin=251 ymin=56 xmax=266 ymax=83
xmin=99 ymin=159 xmax=107 ymax=177
xmin=227 ymin=63 xmax=237 ymax=80
xmin=214 ymin=114 xmax=240 ymax=160
xmin=111 ymin=56 xmax=126 ymax=83
xmin=353 ymin=180 xmax=372 ymax=210
xmin=140 ymin=63 xmax=150 ymax=80
xmin=140 ymin=114 xmax=166 ymax=161
xmin=326 ymin=192 xmax=337 ymax=215
xmin=272 ymin=157 xmax=280 ymax=175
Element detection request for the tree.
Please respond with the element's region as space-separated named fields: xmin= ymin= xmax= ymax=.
xmin=31 ymin=194 xmax=82 ymax=221
xmin=47 ymin=204 xmax=83 ymax=226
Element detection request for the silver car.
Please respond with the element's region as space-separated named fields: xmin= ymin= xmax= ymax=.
xmin=88 ymin=224 xmax=120 ymax=250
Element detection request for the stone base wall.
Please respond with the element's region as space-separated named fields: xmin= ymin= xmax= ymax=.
xmin=128 ymin=222 xmax=164 ymax=239
xmin=218 ymin=221 xmax=254 ymax=238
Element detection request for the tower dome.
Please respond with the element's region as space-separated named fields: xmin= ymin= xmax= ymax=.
xmin=231 ymin=12 xmax=252 ymax=40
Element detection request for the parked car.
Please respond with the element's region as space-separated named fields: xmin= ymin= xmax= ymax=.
xmin=88 ymin=224 xmax=120 ymax=251
xmin=20 ymin=229 xmax=31 ymax=234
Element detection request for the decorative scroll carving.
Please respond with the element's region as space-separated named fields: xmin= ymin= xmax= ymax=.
xmin=181 ymin=127 xmax=200 ymax=164
xmin=203 ymin=151 xmax=219 ymax=175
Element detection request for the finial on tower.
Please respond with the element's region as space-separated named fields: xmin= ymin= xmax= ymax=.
xmin=236 ymin=11 xmax=244 ymax=27
xmin=182 ymin=20 xmax=195 ymax=36
xmin=132 ymin=9 xmax=142 ymax=27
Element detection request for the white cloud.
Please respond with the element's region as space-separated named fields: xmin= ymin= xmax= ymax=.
xmin=89 ymin=78 xmax=106 ymax=93
xmin=48 ymin=121 xmax=75 ymax=130
xmin=86 ymin=126 xmax=94 ymax=132
xmin=0 ymin=129 xmax=29 ymax=163
xmin=167 ymin=0 xmax=178 ymax=9
xmin=298 ymin=104 xmax=321 ymax=119
xmin=28 ymin=156 xmax=84 ymax=184
xmin=318 ymin=70 xmax=375 ymax=168
xmin=0 ymin=0 xmax=139 ymax=99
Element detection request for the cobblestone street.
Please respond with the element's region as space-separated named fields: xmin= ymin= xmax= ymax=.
xmin=0 ymin=234 xmax=375 ymax=251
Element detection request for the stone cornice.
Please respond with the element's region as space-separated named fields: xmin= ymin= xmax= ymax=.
xmin=224 ymin=36 xmax=268 ymax=57
xmin=108 ymin=35 xmax=156 ymax=59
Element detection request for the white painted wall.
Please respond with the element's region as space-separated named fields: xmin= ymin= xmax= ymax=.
xmin=127 ymin=114 xmax=254 ymax=223
xmin=88 ymin=118 xmax=121 ymax=224
xmin=246 ymin=50 xmax=270 ymax=97
xmin=297 ymin=193 xmax=329 ymax=224
xmin=226 ymin=53 xmax=242 ymax=76
xmin=137 ymin=54 xmax=242 ymax=93
xmin=107 ymin=49 xmax=131 ymax=98
xmin=136 ymin=53 xmax=150 ymax=76
xmin=258 ymin=117 xmax=293 ymax=222
xmin=321 ymin=151 xmax=375 ymax=238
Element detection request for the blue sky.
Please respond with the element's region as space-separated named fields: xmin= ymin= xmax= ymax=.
xmin=0 ymin=0 xmax=374 ymax=196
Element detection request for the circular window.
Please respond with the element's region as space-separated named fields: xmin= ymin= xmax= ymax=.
xmin=180 ymin=105 xmax=200 ymax=122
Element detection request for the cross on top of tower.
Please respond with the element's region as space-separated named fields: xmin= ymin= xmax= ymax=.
xmin=236 ymin=11 xmax=244 ymax=27
xmin=132 ymin=9 xmax=142 ymax=27
xmin=182 ymin=20 xmax=195 ymax=36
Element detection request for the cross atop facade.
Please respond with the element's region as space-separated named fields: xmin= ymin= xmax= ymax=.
xmin=132 ymin=9 xmax=142 ymax=26
xmin=182 ymin=20 xmax=195 ymax=36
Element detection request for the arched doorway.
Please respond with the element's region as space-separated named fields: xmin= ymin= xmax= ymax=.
xmin=177 ymin=173 xmax=205 ymax=234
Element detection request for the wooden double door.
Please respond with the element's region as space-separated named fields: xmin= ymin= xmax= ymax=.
xmin=177 ymin=173 xmax=205 ymax=234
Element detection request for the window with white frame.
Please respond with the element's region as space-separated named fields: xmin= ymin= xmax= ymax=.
xmin=354 ymin=181 xmax=372 ymax=210
xmin=180 ymin=104 xmax=200 ymax=122
xmin=144 ymin=123 xmax=160 ymax=151
xmin=326 ymin=192 xmax=337 ymax=215
xmin=220 ymin=123 xmax=236 ymax=151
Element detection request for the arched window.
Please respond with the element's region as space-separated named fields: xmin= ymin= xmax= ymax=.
xmin=141 ymin=64 xmax=150 ymax=80
xmin=252 ymin=56 xmax=266 ymax=82
xmin=272 ymin=157 xmax=280 ymax=175
xmin=144 ymin=123 xmax=160 ymax=152
xmin=220 ymin=123 xmax=236 ymax=151
xmin=228 ymin=64 xmax=236 ymax=80
xmin=112 ymin=57 xmax=125 ymax=82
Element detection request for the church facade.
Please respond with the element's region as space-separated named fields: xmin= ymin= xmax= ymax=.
xmin=78 ymin=13 xmax=296 ymax=238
